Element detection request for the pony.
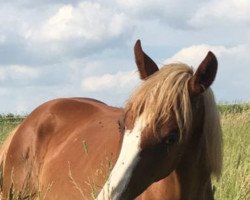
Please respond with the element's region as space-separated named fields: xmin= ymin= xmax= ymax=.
xmin=0 ymin=40 xmax=222 ymax=200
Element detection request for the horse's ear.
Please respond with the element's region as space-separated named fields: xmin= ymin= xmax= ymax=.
xmin=134 ymin=39 xmax=159 ymax=80
xmin=189 ymin=51 xmax=218 ymax=95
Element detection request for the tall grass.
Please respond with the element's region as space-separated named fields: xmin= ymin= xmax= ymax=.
xmin=213 ymin=104 xmax=250 ymax=200
xmin=0 ymin=104 xmax=249 ymax=200
xmin=0 ymin=115 xmax=24 ymax=143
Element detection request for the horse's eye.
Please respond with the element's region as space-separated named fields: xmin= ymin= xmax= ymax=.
xmin=165 ymin=132 xmax=179 ymax=146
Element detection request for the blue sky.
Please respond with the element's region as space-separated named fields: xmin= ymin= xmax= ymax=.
xmin=0 ymin=0 xmax=249 ymax=114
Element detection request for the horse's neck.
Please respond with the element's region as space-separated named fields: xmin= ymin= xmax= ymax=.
xmin=176 ymin=134 xmax=214 ymax=200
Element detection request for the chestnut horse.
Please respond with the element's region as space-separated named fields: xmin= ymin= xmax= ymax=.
xmin=0 ymin=40 xmax=222 ymax=200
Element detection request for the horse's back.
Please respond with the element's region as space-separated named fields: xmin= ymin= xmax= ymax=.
xmin=2 ymin=98 xmax=123 ymax=199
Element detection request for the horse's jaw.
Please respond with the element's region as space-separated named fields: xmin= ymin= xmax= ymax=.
xmin=96 ymin=117 xmax=144 ymax=200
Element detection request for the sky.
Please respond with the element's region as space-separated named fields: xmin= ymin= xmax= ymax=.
xmin=0 ymin=0 xmax=249 ymax=114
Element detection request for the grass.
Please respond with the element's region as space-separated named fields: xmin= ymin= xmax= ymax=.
xmin=213 ymin=104 xmax=250 ymax=200
xmin=0 ymin=104 xmax=249 ymax=200
xmin=0 ymin=115 xmax=24 ymax=143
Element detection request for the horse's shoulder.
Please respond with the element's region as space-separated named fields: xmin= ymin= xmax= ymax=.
xmin=8 ymin=97 xmax=123 ymax=160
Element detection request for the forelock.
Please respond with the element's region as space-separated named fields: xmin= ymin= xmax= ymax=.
xmin=125 ymin=63 xmax=194 ymax=139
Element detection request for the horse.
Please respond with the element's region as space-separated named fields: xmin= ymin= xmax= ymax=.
xmin=0 ymin=40 xmax=222 ymax=200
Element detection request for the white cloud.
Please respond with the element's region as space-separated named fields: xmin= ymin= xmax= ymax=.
xmin=164 ymin=44 xmax=250 ymax=101
xmin=69 ymin=59 xmax=103 ymax=76
xmin=116 ymin=0 xmax=205 ymax=28
xmin=81 ymin=70 xmax=139 ymax=92
xmin=189 ymin=0 xmax=250 ymax=28
xmin=0 ymin=68 xmax=5 ymax=80
xmin=26 ymin=2 xmax=130 ymax=42
xmin=164 ymin=44 xmax=250 ymax=68
xmin=0 ymin=34 xmax=5 ymax=44
xmin=164 ymin=44 xmax=227 ymax=67
xmin=117 ymin=0 xmax=181 ymax=11
xmin=0 ymin=88 xmax=9 ymax=96
xmin=0 ymin=65 xmax=40 ymax=81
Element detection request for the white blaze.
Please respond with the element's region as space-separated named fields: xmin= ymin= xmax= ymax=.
xmin=96 ymin=116 xmax=145 ymax=200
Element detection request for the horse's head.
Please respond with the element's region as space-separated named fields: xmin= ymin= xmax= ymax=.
xmin=97 ymin=40 xmax=221 ymax=200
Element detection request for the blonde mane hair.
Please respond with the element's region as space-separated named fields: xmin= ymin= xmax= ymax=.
xmin=203 ymin=88 xmax=222 ymax=177
xmin=125 ymin=63 xmax=222 ymax=177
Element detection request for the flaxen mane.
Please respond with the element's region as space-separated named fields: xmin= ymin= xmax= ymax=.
xmin=203 ymin=88 xmax=222 ymax=177
xmin=125 ymin=64 xmax=193 ymax=135
xmin=125 ymin=63 xmax=222 ymax=177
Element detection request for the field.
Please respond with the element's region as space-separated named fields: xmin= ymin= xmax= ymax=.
xmin=0 ymin=104 xmax=249 ymax=200
xmin=213 ymin=104 xmax=250 ymax=200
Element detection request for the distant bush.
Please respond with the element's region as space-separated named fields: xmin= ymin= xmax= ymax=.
xmin=218 ymin=103 xmax=250 ymax=114
xmin=0 ymin=113 xmax=26 ymax=123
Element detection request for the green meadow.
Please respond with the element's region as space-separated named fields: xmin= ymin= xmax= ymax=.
xmin=0 ymin=104 xmax=249 ymax=200
xmin=214 ymin=104 xmax=250 ymax=200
